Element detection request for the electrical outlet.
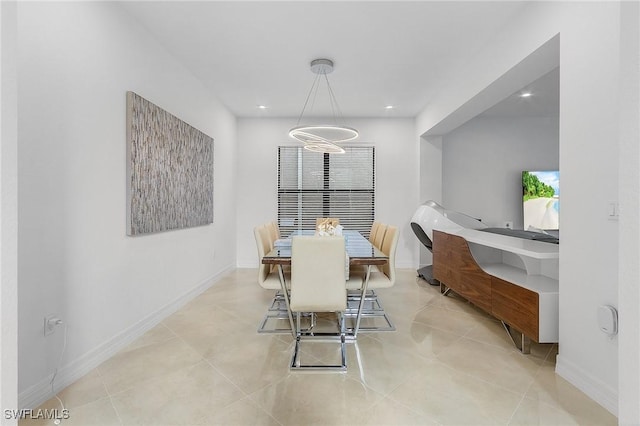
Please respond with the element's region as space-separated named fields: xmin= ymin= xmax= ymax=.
xmin=44 ymin=314 xmax=61 ymax=336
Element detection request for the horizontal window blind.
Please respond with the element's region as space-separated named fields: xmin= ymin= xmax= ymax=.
xmin=277 ymin=146 xmax=375 ymax=238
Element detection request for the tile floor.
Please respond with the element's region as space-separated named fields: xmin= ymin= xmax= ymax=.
xmin=22 ymin=268 xmax=617 ymax=426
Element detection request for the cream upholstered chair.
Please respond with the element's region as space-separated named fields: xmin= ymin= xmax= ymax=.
xmin=264 ymin=221 xmax=281 ymax=273
xmin=352 ymin=223 xmax=385 ymax=288
xmin=254 ymin=225 xmax=282 ymax=291
xmin=289 ymin=235 xmax=347 ymax=371
xmin=254 ymin=225 xmax=291 ymax=333
xmin=373 ymin=223 xmax=387 ymax=250
xmin=368 ymin=221 xmax=381 ymax=245
xmin=348 ymin=222 xmax=382 ymax=289
xmin=369 ymin=225 xmax=399 ymax=289
xmin=266 ymin=221 xmax=280 ymax=242
xmin=346 ymin=225 xmax=399 ymax=333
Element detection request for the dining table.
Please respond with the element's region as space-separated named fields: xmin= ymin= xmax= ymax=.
xmin=261 ymin=230 xmax=388 ymax=339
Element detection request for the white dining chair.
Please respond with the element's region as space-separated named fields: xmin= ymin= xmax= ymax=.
xmin=373 ymin=223 xmax=387 ymax=250
xmin=266 ymin=221 xmax=280 ymax=244
xmin=348 ymin=221 xmax=385 ymax=288
xmin=368 ymin=221 xmax=381 ymax=245
xmin=369 ymin=225 xmax=399 ymax=289
xmin=254 ymin=224 xmax=291 ymax=333
xmin=255 ymin=225 xmax=285 ymax=291
xmin=346 ymin=225 xmax=399 ymax=333
xmin=289 ymin=235 xmax=347 ymax=371
xmin=264 ymin=221 xmax=282 ymax=273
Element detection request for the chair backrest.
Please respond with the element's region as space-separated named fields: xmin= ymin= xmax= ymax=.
xmin=380 ymin=225 xmax=399 ymax=283
xmin=374 ymin=224 xmax=387 ymax=249
xmin=254 ymin=225 xmax=273 ymax=286
xmin=369 ymin=221 xmax=380 ymax=244
xmin=260 ymin=222 xmax=279 ymax=272
xmin=267 ymin=221 xmax=280 ymax=242
xmin=290 ymin=236 xmax=347 ymax=313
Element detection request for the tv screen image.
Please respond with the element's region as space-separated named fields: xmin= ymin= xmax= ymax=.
xmin=522 ymin=170 xmax=559 ymax=230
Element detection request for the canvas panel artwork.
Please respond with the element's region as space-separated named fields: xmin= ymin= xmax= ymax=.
xmin=126 ymin=91 xmax=214 ymax=236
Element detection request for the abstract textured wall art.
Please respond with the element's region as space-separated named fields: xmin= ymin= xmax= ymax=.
xmin=126 ymin=91 xmax=213 ymax=236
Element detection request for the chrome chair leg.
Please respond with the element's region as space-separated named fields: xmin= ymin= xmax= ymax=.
xmin=290 ymin=311 xmax=347 ymax=371
xmin=258 ymin=289 xmax=294 ymax=334
xmin=277 ymin=265 xmax=296 ymax=338
xmin=353 ymin=265 xmax=371 ymax=338
xmin=258 ymin=300 xmax=316 ymax=334
xmin=339 ymin=312 xmax=346 ymax=368
xmin=345 ymin=266 xmax=396 ymax=334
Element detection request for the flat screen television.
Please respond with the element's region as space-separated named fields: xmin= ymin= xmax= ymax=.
xmin=522 ymin=170 xmax=559 ymax=230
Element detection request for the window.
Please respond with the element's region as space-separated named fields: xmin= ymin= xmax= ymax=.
xmin=277 ymin=146 xmax=375 ymax=237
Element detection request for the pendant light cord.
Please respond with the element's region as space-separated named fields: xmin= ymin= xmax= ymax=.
xmin=295 ymin=72 xmax=322 ymax=126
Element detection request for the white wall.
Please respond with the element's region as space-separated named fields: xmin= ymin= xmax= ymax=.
xmin=557 ymin=3 xmax=620 ymax=415
xmin=1 ymin=1 xmax=19 ymax=422
xmin=442 ymin=116 xmax=559 ymax=229
xmin=418 ymin=136 xmax=442 ymax=267
xmin=17 ymin=2 xmax=237 ymax=407
xmin=617 ymin=1 xmax=640 ymax=422
xmin=236 ymin=117 xmax=419 ymax=269
xmin=417 ymin=1 xmax=629 ymax=418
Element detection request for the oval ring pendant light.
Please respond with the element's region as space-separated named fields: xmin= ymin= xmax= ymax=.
xmin=289 ymin=58 xmax=358 ymax=153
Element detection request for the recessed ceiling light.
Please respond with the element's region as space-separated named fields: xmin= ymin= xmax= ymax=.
xmin=384 ymin=105 xmax=395 ymax=109
xmin=257 ymin=105 xmax=268 ymax=109
xmin=520 ymin=92 xmax=533 ymax=98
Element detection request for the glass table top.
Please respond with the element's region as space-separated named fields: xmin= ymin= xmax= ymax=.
xmin=263 ymin=230 xmax=388 ymax=265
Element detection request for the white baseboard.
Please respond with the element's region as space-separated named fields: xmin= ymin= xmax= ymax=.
xmin=555 ymin=354 xmax=618 ymax=417
xmin=18 ymin=263 xmax=235 ymax=410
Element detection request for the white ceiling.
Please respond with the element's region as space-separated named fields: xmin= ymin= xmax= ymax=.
xmin=480 ymin=67 xmax=559 ymax=118
xmin=119 ymin=1 xmax=555 ymax=119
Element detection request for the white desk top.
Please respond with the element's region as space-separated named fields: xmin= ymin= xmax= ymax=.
xmin=445 ymin=228 xmax=559 ymax=260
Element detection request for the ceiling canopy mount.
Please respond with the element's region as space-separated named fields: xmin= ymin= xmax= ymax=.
xmin=310 ymin=58 xmax=334 ymax=75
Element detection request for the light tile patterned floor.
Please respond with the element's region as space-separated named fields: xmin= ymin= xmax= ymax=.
xmin=21 ymin=269 xmax=617 ymax=426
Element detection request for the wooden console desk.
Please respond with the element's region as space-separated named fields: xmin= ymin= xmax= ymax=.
xmin=432 ymin=229 xmax=559 ymax=353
